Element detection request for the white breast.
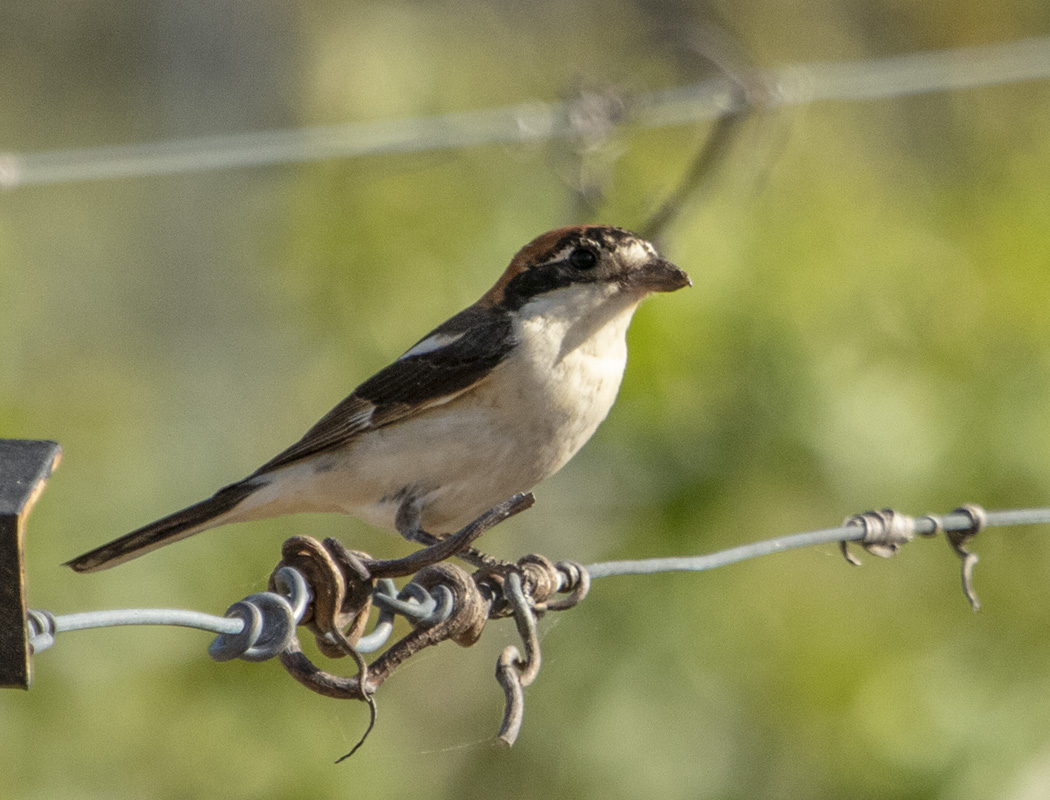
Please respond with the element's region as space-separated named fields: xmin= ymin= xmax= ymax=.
xmin=245 ymin=282 xmax=645 ymax=536
xmin=502 ymin=282 xmax=640 ymax=479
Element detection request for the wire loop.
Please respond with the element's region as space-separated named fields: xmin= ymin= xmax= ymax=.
xmin=264 ymin=498 xmax=589 ymax=757
xmin=840 ymin=508 xmax=918 ymax=565
xmin=208 ymin=566 xmax=311 ymax=662
xmin=26 ymin=609 xmax=57 ymax=654
xmin=545 ymin=560 xmax=591 ymax=611
xmin=496 ymin=571 xmax=541 ymax=747
xmin=946 ymin=504 xmax=986 ymax=612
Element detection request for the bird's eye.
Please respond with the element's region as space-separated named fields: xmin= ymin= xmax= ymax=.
xmin=568 ymin=247 xmax=598 ymax=270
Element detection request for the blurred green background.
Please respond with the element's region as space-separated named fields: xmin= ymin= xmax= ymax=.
xmin=3 ymin=1 xmax=1050 ymax=798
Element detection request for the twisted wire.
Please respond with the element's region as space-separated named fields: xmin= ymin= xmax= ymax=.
xmin=25 ymin=504 xmax=1050 ymax=658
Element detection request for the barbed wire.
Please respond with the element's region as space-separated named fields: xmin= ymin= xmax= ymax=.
xmin=1 ymin=35 xmax=1047 ymax=190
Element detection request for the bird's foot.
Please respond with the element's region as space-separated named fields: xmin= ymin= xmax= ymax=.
xmin=392 ymin=495 xmax=534 ymax=571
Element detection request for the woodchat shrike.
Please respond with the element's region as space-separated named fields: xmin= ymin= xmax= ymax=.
xmin=67 ymin=225 xmax=690 ymax=572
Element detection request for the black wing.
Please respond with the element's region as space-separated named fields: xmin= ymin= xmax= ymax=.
xmin=251 ymin=306 xmax=516 ymax=475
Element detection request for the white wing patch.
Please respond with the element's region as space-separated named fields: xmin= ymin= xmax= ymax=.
xmin=344 ymin=401 xmax=377 ymax=429
xmin=398 ymin=330 xmax=466 ymax=360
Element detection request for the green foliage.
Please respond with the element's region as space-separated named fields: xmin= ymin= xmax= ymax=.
xmin=2 ymin=2 xmax=1049 ymax=798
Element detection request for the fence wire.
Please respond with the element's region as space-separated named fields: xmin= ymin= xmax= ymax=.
xmin=19 ymin=501 xmax=1049 ymax=752
xmin=1 ymin=35 xmax=1047 ymax=189
xmin=28 ymin=503 xmax=1050 ymax=651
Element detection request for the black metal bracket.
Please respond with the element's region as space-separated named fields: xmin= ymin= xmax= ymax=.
xmin=0 ymin=439 xmax=61 ymax=689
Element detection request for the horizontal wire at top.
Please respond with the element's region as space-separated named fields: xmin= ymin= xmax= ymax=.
xmin=2 ymin=35 xmax=1047 ymax=189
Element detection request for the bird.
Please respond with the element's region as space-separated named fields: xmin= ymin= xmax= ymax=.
xmin=66 ymin=225 xmax=690 ymax=573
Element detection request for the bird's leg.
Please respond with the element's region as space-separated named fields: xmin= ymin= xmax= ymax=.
xmin=395 ymin=498 xmax=505 ymax=569
xmin=394 ymin=497 xmax=431 ymax=546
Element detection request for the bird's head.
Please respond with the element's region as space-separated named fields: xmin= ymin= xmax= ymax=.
xmin=481 ymin=225 xmax=691 ymax=311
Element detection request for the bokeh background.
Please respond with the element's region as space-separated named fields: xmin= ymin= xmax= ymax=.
xmin=3 ymin=2 xmax=1050 ymax=798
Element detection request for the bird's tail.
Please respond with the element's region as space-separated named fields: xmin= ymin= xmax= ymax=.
xmin=65 ymin=480 xmax=260 ymax=573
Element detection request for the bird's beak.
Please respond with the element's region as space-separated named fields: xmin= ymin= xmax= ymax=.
xmin=624 ymin=258 xmax=692 ymax=293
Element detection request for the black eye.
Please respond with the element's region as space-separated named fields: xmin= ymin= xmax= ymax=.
xmin=568 ymin=247 xmax=598 ymax=270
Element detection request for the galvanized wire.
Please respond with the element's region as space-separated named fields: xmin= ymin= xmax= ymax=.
xmin=586 ymin=506 xmax=1050 ymax=578
xmin=26 ymin=608 xmax=242 ymax=654
xmin=25 ymin=564 xmax=452 ymax=658
xmin=1 ymin=36 xmax=1046 ymax=189
xmin=28 ymin=566 xmax=312 ymax=659
xmin=26 ymin=505 xmax=1050 ymax=653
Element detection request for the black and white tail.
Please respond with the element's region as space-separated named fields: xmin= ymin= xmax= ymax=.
xmin=65 ymin=481 xmax=260 ymax=572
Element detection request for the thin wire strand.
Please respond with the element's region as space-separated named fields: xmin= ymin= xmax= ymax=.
xmin=26 ymin=505 xmax=1050 ymax=646
xmin=586 ymin=507 xmax=1050 ymax=578
xmin=1 ymin=36 xmax=1047 ymax=189
xmin=51 ymin=608 xmax=242 ymax=635
xmin=586 ymin=526 xmax=865 ymax=578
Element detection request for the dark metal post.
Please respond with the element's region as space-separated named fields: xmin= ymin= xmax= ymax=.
xmin=0 ymin=439 xmax=61 ymax=689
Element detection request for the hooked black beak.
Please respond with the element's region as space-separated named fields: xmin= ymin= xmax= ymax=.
xmin=625 ymin=258 xmax=692 ymax=293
